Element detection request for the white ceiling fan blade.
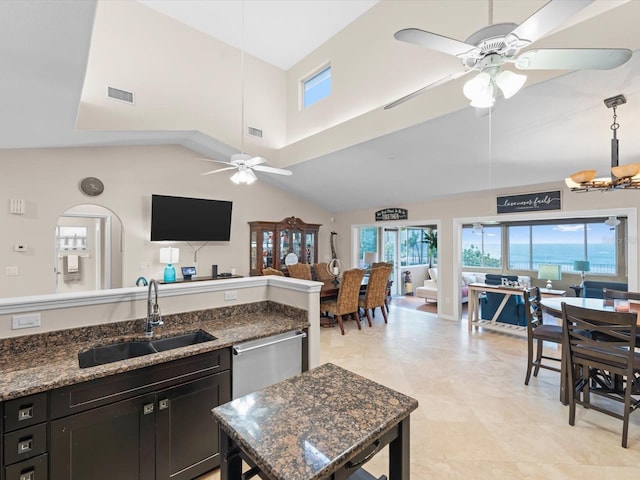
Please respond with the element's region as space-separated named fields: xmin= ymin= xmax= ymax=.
xmin=200 ymin=166 xmax=237 ymax=176
xmin=200 ymin=157 xmax=234 ymax=167
xmin=245 ymin=156 xmax=266 ymax=167
xmin=394 ymin=28 xmax=479 ymax=58
xmin=252 ymin=165 xmax=293 ymax=176
xmin=384 ymin=70 xmax=471 ymax=110
xmin=508 ymin=0 xmax=594 ymax=45
xmin=515 ymin=48 xmax=632 ymax=70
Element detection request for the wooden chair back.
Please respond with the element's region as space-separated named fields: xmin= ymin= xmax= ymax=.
xmin=262 ymin=267 xmax=284 ymax=276
xmin=561 ymin=302 xmax=640 ymax=447
xmin=335 ymin=269 xmax=366 ymax=315
xmin=314 ymin=263 xmax=333 ymax=281
xmin=287 ymin=263 xmax=312 ymax=280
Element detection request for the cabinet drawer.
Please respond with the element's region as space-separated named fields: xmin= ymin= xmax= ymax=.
xmin=5 ymin=453 xmax=48 ymax=480
xmin=3 ymin=423 xmax=47 ymax=465
xmin=3 ymin=393 xmax=48 ymax=432
xmin=51 ymin=348 xmax=231 ymax=419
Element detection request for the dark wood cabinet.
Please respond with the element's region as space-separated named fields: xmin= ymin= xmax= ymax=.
xmin=49 ymin=349 xmax=231 ymax=480
xmin=249 ymin=216 xmax=321 ymax=276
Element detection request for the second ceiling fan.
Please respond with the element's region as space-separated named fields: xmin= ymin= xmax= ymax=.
xmin=385 ymin=0 xmax=632 ymax=109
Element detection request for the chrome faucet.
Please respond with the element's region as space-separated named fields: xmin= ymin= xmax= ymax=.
xmin=146 ymin=279 xmax=163 ymax=337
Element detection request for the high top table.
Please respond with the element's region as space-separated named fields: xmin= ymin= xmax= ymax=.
xmin=212 ymin=363 xmax=418 ymax=480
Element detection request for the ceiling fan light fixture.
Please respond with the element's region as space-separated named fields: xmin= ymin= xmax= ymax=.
xmin=230 ymin=166 xmax=257 ymax=185
xmin=495 ymin=70 xmax=526 ymax=99
xmin=464 ymin=72 xmax=496 ymax=108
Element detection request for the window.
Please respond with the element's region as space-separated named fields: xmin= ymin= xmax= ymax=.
xmin=400 ymin=227 xmax=435 ymax=266
xmin=359 ymin=227 xmax=377 ymax=266
xmin=462 ymin=225 xmax=502 ymax=268
xmin=302 ymin=65 xmax=331 ymax=108
xmin=508 ymin=221 xmax=617 ymax=274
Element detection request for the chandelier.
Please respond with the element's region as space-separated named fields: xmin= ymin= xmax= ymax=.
xmin=565 ymin=94 xmax=640 ymax=192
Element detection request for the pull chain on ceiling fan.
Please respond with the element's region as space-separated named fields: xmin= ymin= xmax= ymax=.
xmin=385 ymin=0 xmax=632 ymax=110
xmin=200 ymin=1 xmax=292 ymax=184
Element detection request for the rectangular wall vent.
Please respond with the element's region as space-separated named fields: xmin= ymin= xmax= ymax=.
xmin=107 ymin=86 xmax=134 ymax=104
xmin=247 ymin=126 xmax=263 ymax=138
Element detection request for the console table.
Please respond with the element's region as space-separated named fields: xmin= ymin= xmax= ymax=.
xmin=468 ymin=283 xmax=566 ymax=334
xmin=212 ymin=363 xmax=418 ymax=480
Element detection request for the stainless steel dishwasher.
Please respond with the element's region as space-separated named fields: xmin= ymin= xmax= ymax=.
xmin=232 ymin=330 xmax=306 ymax=399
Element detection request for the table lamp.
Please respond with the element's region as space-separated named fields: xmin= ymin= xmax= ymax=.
xmin=537 ymin=264 xmax=561 ymax=289
xmin=159 ymin=247 xmax=180 ymax=283
xmin=364 ymin=252 xmax=378 ymax=269
xmin=572 ymin=260 xmax=590 ymax=288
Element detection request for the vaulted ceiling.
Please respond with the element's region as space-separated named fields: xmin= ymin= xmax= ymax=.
xmin=1 ymin=0 xmax=639 ymax=212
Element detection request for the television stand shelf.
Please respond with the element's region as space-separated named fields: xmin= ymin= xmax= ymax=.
xmin=160 ymin=275 xmax=243 ymax=285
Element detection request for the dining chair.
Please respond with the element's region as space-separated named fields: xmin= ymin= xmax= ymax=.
xmin=358 ymin=265 xmax=392 ymax=326
xmin=262 ymin=267 xmax=284 ymax=276
xmin=601 ymin=288 xmax=640 ymax=348
xmin=314 ymin=262 xmax=333 ymax=281
xmin=287 ymin=263 xmax=312 ymax=280
xmin=523 ymin=287 xmax=563 ymax=385
xmin=371 ymin=262 xmax=393 ymax=312
xmin=319 ymin=268 xmax=366 ymax=335
xmin=561 ymin=302 xmax=640 ymax=448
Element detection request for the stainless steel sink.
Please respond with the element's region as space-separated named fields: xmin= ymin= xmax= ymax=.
xmin=78 ymin=330 xmax=217 ymax=368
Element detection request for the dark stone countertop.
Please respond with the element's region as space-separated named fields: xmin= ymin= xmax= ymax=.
xmin=0 ymin=301 xmax=308 ymax=401
xmin=213 ymin=362 xmax=418 ymax=480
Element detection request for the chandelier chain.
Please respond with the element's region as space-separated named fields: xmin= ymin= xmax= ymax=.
xmin=611 ymin=104 xmax=619 ymax=133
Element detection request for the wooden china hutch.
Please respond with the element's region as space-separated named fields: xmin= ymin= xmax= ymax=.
xmin=249 ymin=217 xmax=321 ymax=276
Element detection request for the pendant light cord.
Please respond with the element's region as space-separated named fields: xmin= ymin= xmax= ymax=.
xmin=240 ymin=1 xmax=245 ymax=155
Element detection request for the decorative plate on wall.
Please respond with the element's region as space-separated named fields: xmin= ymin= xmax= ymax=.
xmin=80 ymin=177 xmax=104 ymax=196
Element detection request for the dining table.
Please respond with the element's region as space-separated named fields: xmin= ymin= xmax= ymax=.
xmin=539 ymin=296 xmax=640 ymax=404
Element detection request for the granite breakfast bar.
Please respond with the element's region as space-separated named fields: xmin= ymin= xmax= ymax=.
xmin=213 ymin=363 xmax=419 ymax=480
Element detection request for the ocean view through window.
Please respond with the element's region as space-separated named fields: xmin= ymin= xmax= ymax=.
xmin=463 ymin=220 xmax=620 ymax=275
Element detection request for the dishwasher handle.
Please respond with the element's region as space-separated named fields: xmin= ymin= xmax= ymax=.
xmin=233 ymin=331 xmax=306 ymax=355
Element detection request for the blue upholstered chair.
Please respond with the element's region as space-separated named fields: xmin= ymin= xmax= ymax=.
xmin=480 ymin=274 xmax=527 ymax=326
xmin=582 ymin=280 xmax=628 ymax=298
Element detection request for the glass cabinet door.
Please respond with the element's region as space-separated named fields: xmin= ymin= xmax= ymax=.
xmin=262 ymin=231 xmax=274 ymax=268
xmin=280 ymin=229 xmax=290 ymax=264
xmin=250 ymin=231 xmax=258 ymax=271
xmin=305 ymin=233 xmax=315 ymax=264
xmin=292 ymin=231 xmax=302 ymax=261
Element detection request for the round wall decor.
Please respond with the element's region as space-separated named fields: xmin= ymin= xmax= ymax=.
xmin=80 ymin=177 xmax=104 ymax=196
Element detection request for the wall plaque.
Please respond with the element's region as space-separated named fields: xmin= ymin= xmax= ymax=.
xmin=496 ymin=190 xmax=561 ymax=214
xmin=375 ymin=208 xmax=408 ymax=221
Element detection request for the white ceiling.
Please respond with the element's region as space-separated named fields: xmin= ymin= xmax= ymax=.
xmin=1 ymin=0 xmax=639 ymax=213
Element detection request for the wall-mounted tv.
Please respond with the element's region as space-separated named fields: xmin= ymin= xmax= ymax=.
xmin=150 ymin=194 xmax=232 ymax=241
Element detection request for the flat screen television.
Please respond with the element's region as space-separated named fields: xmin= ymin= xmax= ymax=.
xmin=151 ymin=194 xmax=232 ymax=241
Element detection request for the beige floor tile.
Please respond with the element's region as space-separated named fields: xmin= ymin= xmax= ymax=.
xmin=199 ymin=298 xmax=640 ymax=479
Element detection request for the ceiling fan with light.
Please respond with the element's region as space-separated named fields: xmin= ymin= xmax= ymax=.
xmin=385 ymin=0 xmax=632 ymax=109
xmin=201 ymin=153 xmax=292 ymax=185
xmin=200 ymin=0 xmax=292 ymax=185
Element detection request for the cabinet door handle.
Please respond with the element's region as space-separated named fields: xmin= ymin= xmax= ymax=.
xmin=143 ymin=403 xmax=154 ymax=415
xmin=17 ymin=437 xmax=33 ymax=454
xmin=159 ymin=399 xmax=169 ymax=410
xmin=20 ymin=471 xmax=35 ymax=480
xmin=18 ymin=405 xmax=34 ymax=421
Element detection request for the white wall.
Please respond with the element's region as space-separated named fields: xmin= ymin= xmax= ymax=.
xmin=0 ymin=144 xmax=331 ymax=298
xmin=335 ymin=180 xmax=639 ymax=321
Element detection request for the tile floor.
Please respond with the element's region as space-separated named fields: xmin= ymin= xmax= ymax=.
xmin=200 ymin=300 xmax=640 ymax=479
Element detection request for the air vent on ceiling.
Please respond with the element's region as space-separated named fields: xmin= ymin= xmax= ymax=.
xmin=107 ymin=86 xmax=134 ymax=104
xmin=247 ymin=126 xmax=263 ymax=138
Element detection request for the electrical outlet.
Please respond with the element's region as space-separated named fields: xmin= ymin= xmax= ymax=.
xmin=139 ymin=262 xmax=152 ymax=270
xmin=6 ymin=266 xmax=18 ymax=276
xmin=224 ymin=291 xmax=238 ymax=301
xmin=12 ymin=313 xmax=41 ymax=329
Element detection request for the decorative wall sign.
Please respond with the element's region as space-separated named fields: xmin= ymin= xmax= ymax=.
xmin=496 ymin=190 xmax=561 ymax=214
xmin=375 ymin=208 xmax=408 ymax=221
